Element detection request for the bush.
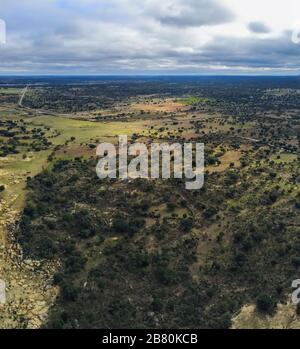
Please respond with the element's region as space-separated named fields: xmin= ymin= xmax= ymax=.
xmin=140 ymin=200 xmax=151 ymax=211
xmin=155 ymin=267 xmax=178 ymax=286
xmin=203 ymin=207 xmax=218 ymax=219
xmin=53 ymin=272 xmax=66 ymax=286
xmin=0 ymin=185 xmax=5 ymax=192
xmin=112 ymin=217 xmax=144 ymax=236
xmin=167 ymin=202 xmax=176 ymax=211
xmin=225 ymin=171 xmax=239 ymax=185
xmin=180 ymin=218 xmax=194 ymax=232
xmin=291 ymin=256 xmax=300 ymax=268
xmin=112 ymin=218 xmax=128 ymax=233
xmin=23 ymin=202 xmax=38 ymax=218
xmin=256 ymin=294 xmax=276 ymax=314
xmin=61 ymin=283 xmax=80 ymax=302
xmin=37 ymin=236 xmax=58 ymax=259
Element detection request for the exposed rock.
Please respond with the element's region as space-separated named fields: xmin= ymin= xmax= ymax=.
xmin=232 ymin=302 xmax=300 ymax=329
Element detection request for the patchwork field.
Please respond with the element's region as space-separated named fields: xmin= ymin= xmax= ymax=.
xmin=0 ymin=77 xmax=299 ymax=329
xmin=130 ymin=98 xmax=189 ymax=113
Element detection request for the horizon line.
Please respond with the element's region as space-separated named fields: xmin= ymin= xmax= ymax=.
xmin=0 ymin=74 xmax=299 ymax=78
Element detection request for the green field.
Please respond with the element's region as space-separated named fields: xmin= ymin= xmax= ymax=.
xmin=181 ymin=96 xmax=213 ymax=105
xmin=0 ymin=88 xmax=22 ymax=95
xmin=26 ymin=116 xmax=151 ymax=144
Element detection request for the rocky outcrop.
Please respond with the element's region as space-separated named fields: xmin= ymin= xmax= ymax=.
xmin=0 ymin=167 xmax=58 ymax=329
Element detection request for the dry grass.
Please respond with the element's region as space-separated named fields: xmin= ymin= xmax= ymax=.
xmin=131 ymin=99 xmax=189 ymax=113
xmin=55 ymin=145 xmax=95 ymax=159
xmin=208 ymin=150 xmax=241 ymax=173
xmin=232 ymin=302 xmax=300 ymax=329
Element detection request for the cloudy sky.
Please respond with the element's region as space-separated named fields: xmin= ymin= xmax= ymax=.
xmin=0 ymin=0 xmax=300 ymax=75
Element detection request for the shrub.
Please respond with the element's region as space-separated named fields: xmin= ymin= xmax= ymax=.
xmin=53 ymin=272 xmax=65 ymax=286
xmin=256 ymin=294 xmax=276 ymax=314
xmin=203 ymin=207 xmax=217 ymax=219
xmin=61 ymin=283 xmax=80 ymax=302
xmin=112 ymin=218 xmax=128 ymax=233
xmin=180 ymin=218 xmax=194 ymax=232
xmin=167 ymin=202 xmax=176 ymax=211
xmin=291 ymin=256 xmax=300 ymax=268
xmin=37 ymin=236 xmax=58 ymax=259
xmin=23 ymin=202 xmax=38 ymax=218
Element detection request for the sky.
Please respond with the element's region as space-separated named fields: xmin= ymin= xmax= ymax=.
xmin=0 ymin=0 xmax=300 ymax=75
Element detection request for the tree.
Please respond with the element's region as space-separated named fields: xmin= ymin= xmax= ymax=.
xmin=180 ymin=218 xmax=194 ymax=232
xmin=61 ymin=283 xmax=80 ymax=302
xmin=256 ymin=294 xmax=276 ymax=314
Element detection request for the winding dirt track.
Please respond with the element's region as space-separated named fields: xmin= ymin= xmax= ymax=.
xmin=18 ymin=85 xmax=29 ymax=107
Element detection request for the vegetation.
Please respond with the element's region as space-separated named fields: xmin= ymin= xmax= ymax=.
xmin=0 ymin=76 xmax=299 ymax=329
xmin=15 ymin=148 xmax=300 ymax=328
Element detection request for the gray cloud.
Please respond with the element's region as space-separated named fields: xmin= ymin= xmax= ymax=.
xmin=147 ymin=0 xmax=234 ymax=27
xmin=248 ymin=21 xmax=271 ymax=34
xmin=0 ymin=0 xmax=298 ymax=74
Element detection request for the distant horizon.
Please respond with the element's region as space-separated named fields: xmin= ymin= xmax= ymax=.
xmin=0 ymin=74 xmax=299 ymax=78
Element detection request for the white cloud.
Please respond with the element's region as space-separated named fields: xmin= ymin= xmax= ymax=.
xmin=0 ymin=0 xmax=299 ymax=74
xmin=143 ymin=0 xmax=234 ymax=27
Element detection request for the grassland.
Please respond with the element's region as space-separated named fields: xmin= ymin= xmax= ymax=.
xmin=25 ymin=116 xmax=152 ymax=145
xmin=180 ymin=96 xmax=213 ymax=105
xmin=0 ymin=88 xmax=22 ymax=95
